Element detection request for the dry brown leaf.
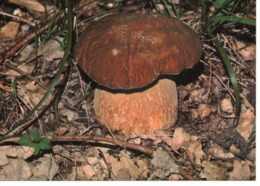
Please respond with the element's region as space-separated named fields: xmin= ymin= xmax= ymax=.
xmin=0 ymin=158 xmax=32 ymax=180
xmin=87 ymin=157 xmax=99 ymax=165
xmin=82 ymin=164 xmax=95 ymax=180
xmin=137 ymin=130 xmax=173 ymax=147
xmin=18 ymin=84 xmax=52 ymax=111
xmin=0 ymin=82 xmax=12 ymax=92
xmin=190 ymin=109 xmax=199 ymax=119
xmin=189 ymin=88 xmax=207 ymax=104
xmin=207 ymin=144 xmax=235 ymax=160
xmin=0 ymin=21 xmax=20 ymax=39
xmin=38 ymin=36 xmax=64 ymax=62
xmin=25 ymin=81 xmax=39 ymax=92
xmin=16 ymin=146 xmax=35 ymax=159
xmin=247 ymin=148 xmax=256 ymax=162
xmin=100 ymin=150 xmax=146 ymax=180
xmin=235 ymin=106 xmax=254 ymax=141
xmin=229 ymin=160 xmax=251 ymax=180
xmin=8 ymin=0 xmax=45 ymax=12
xmin=186 ymin=141 xmax=204 ymax=165
xmin=60 ymin=108 xmax=79 ymax=122
xmin=55 ymin=126 xmax=69 ymax=135
xmin=197 ymin=103 xmax=216 ymax=119
xmin=75 ymin=0 xmax=98 ymax=17
xmin=151 ymin=147 xmax=179 ymax=175
xmin=171 ymin=127 xmax=192 ymax=151
xmin=0 ymin=146 xmax=10 ymax=166
xmin=31 ymin=154 xmax=59 ymax=180
xmin=220 ymin=98 xmax=234 ymax=114
xmin=235 ymin=40 xmax=256 ymax=61
xmin=200 ymin=161 xmax=227 ymax=180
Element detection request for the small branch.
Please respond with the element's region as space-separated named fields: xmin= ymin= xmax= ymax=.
xmin=0 ymin=11 xmax=35 ymax=27
xmin=0 ymin=134 xmax=155 ymax=156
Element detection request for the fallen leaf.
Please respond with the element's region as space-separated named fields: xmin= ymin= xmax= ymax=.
xmin=171 ymin=127 xmax=194 ymax=151
xmin=229 ymin=160 xmax=251 ymax=180
xmin=207 ymin=144 xmax=235 ymax=160
xmin=0 ymin=21 xmax=20 ymax=39
xmin=82 ymin=164 xmax=95 ymax=180
xmin=235 ymin=40 xmax=256 ymax=61
xmin=138 ymin=130 xmax=173 ymax=147
xmin=16 ymin=146 xmax=35 ymax=159
xmin=8 ymin=0 xmax=45 ymax=12
xmin=197 ymin=103 xmax=216 ymax=119
xmin=151 ymin=147 xmax=179 ymax=176
xmin=186 ymin=140 xmax=204 ymax=165
xmin=247 ymin=148 xmax=256 ymax=162
xmin=60 ymin=108 xmax=79 ymax=122
xmin=235 ymin=106 xmax=254 ymax=141
xmin=87 ymin=157 xmax=99 ymax=165
xmin=220 ymin=98 xmax=234 ymax=114
xmin=189 ymin=88 xmax=206 ymax=104
xmin=30 ymin=154 xmax=59 ymax=180
xmin=200 ymin=161 xmax=227 ymax=180
xmin=0 ymin=146 xmax=10 ymax=166
xmin=0 ymin=158 xmax=32 ymax=180
xmin=38 ymin=36 xmax=64 ymax=62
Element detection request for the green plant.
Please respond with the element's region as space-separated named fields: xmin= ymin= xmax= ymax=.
xmin=18 ymin=128 xmax=51 ymax=156
xmin=202 ymin=0 xmax=255 ymax=122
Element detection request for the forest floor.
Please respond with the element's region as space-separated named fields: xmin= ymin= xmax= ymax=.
xmin=0 ymin=0 xmax=256 ymax=181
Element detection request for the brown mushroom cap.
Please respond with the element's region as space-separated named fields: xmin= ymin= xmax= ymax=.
xmin=74 ymin=13 xmax=202 ymax=90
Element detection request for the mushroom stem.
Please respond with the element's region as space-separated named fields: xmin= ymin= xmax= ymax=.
xmin=94 ymin=79 xmax=178 ymax=135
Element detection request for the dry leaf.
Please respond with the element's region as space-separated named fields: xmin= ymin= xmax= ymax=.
xmin=197 ymin=103 xmax=216 ymax=119
xmin=16 ymin=146 xmax=35 ymax=159
xmin=235 ymin=40 xmax=256 ymax=61
xmin=38 ymin=36 xmax=64 ymax=62
xmin=87 ymin=157 xmax=99 ymax=165
xmin=0 ymin=158 xmax=32 ymax=180
xmin=82 ymin=164 xmax=95 ymax=180
xmin=200 ymin=161 xmax=227 ymax=180
xmin=189 ymin=88 xmax=206 ymax=104
xmin=8 ymin=0 xmax=45 ymax=12
xmin=138 ymin=130 xmax=173 ymax=147
xmin=186 ymin=141 xmax=204 ymax=165
xmin=0 ymin=21 xmax=20 ymax=39
xmin=235 ymin=106 xmax=254 ymax=141
xmin=171 ymin=127 xmax=192 ymax=151
xmin=207 ymin=144 xmax=235 ymax=160
xmin=151 ymin=147 xmax=179 ymax=176
xmin=220 ymin=98 xmax=234 ymax=114
xmin=0 ymin=146 xmax=10 ymax=166
xmin=25 ymin=81 xmax=39 ymax=92
xmin=229 ymin=160 xmax=251 ymax=180
xmin=60 ymin=108 xmax=79 ymax=122
xmin=247 ymin=148 xmax=256 ymax=162
xmin=31 ymin=154 xmax=59 ymax=180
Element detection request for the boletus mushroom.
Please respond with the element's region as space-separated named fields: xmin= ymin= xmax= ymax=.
xmin=74 ymin=13 xmax=202 ymax=136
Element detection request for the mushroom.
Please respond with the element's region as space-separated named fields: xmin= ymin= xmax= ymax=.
xmin=74 ymin=13 xmax=202 ymax=136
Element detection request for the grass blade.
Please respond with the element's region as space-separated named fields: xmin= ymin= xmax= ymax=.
xmin=209 ymin=33 xmax=241 ymax=124
xmin=1 ymin=0 xmax=74 ymax=138
xmin=210 ymin=15 xmax=256 ymax=26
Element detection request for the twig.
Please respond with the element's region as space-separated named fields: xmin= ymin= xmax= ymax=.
xmin=179 ymin=169 xmax=196 ymax=180
xmin=0 ymin=134 xmax=155 ymax=156
xmin=0 ymin=11 xmax=35 ymax=27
